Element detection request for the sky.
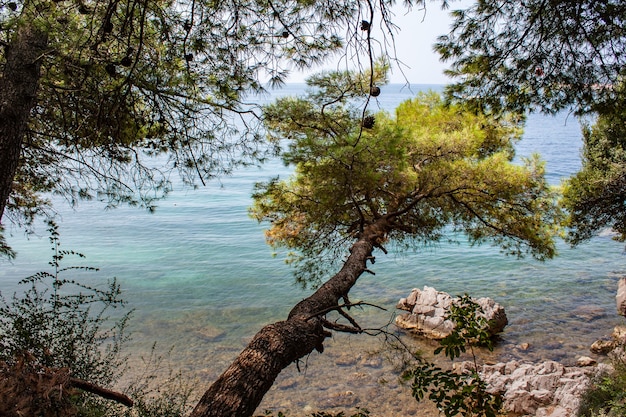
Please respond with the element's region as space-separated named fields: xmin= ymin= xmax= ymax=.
xmin=387 ymin=3 xmax=458 ymax=84
xmin=290 ymin=2 xmax=466 ymax=85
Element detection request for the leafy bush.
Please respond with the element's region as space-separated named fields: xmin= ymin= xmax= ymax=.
xmin=0 ymin=221 xmax=130 ymax=386
xmin=403 ymin=295 xmax=503 ymax=417
xmin=0 ymin=222 xmax=199 ymax=417
xmin=578 ymin=351 xmax=626 ymax=417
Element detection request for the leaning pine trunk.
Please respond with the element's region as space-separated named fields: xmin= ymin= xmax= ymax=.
xmin=190 ymin=221 xmax=388 ymax=417
xmin=0 ymin=22 xmax=48 ymax=222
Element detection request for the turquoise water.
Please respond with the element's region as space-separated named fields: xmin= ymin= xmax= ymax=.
xmin=1 ymin=84 xmax=625 ymax=414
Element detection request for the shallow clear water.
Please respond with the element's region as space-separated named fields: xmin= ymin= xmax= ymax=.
xmin=1 ymin=84 xmax=624 ymax=415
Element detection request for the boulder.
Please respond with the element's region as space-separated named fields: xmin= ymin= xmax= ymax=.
xmin=590 ymin=326 xmax=626 ymax=356
xmin=470 ymin=360 xmax=592 ymax=417
xmin=590 ymin=339 xmax=616 ymax=355
xmin=395 ymin=286 xmax=507 ymax=339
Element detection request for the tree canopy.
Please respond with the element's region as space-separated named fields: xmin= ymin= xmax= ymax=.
xmin=251 ymin=72 xmax=561 ymax=286
xmin=434 ymin=0 xmax=626 ymax=246
xmin=0 ymin=0 xmax=412 ymax=239
xmin=435 ymin=0 xmax=626 ymax=115
xmin=193 ymin=71 xmax=562 ymax=416
xmin=562 ymin=87 xmax=626 ymax=244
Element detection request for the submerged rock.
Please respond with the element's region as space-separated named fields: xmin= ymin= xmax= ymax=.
xmin=573 ymin=304 xmax=606 ymax=321
xmin=395 ymin=286 xmax=508 ymax=339
xmin=321 ymin=390 xmax=359 ymax=409
xmin=195 ymin=325 xmax=225 ymax=341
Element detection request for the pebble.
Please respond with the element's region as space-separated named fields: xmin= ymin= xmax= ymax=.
xmin=576 ymin=356 xmax=597 ymax=367
xmin=321 ymin=390 xmax=359 ymax=409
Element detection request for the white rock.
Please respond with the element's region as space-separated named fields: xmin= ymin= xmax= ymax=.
xmin=419 ymin=286 xmax=439 ymax=306
xmin=395 ymin=286 xmax=507 ymax=339
xmin=616 ymin=277 xmax=626 ymax=316
xmin=412 ymin=305 xmax=435 ymax=315
xmin=406 ymin=288 xmax=420 ymax=306
xmin=505 ymin=389 xmax=540 ymax=414
xmin=511 ymin=364 xmax=534 ymax=379
xmin=576 ymin=356 xmax=597 ymax=367
xmin=530 ymin=373 xmax=561 ymax=391
xmin=475 ymin=360 xmax=591 ymax=417
xmin=530 ymin=389 xmax=554 ymax=404
xmin=536 ymin=406 xmax=571 ymax=417
xmin=437 ymin=293 xmax=452 ymax=308
xmin=540 ymin=361 xmax=566 ymax=376
xmin=508 ymin=378 xmax=531 ymax=392
xmin=504 ymin=360 xmax=520 ymax=375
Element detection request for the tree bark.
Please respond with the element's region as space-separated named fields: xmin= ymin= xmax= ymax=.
xmin=190 ymin=220 xmax=389 ymax=417
xmin=0 ymin=22 xmax=48 ymax=223
xmin=70 ymin=377 xmax=134 ymax=407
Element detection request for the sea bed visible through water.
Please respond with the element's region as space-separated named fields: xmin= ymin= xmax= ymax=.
xmin=1 ymin=84 xmax=625 ymax=415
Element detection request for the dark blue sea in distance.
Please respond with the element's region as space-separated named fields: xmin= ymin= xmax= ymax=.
xmin=2 ymin=83 xmax=625 ymax=414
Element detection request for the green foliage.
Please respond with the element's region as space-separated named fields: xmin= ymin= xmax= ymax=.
xmin=436 ymin=0 xmax=626 ymax=115
xmin=0 ymin=220 xmax=130 ymax=387
xmin=0 ymin=226 xmax=16 ymax=259
xmin=404 ymin=295 xmax=503 ymax=417
xmin=252 ymin=70 xmax=560 ymax=285
xmin=435 ymin=295 xmax=495 ymax=360
xmin=407 ymin=361 xmax=502 ymax=417
xmin=0 ymin=222 xmax=196 ymax=416
xmin=2 ymin=0 xmax=375 ymax=229
xmin=578 ymin=352 xmax=626 ymax=417
xmin=435 ymin=1 xmax=626 ymax=253
xmin=562 ymin=87 xmax=626 ymax=244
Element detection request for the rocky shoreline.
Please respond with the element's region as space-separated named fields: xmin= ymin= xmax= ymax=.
xmin=121 ymin=279 xmax=625 ymax=417
xmin=460 ymin=359 xmax=595 ymax=417
xmin=391 ymin=283 xmax=626 ymax=417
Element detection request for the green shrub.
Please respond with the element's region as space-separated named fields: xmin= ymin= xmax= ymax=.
xmin=0 ymin=221 xmax=130 ymax=385
xmin=403 ymin=294 xmax=503 ymax=417
xmin=0 ymin=222 xmax=198 ymax=417
xmin=578 ymin=352 xmax=626 ymax=417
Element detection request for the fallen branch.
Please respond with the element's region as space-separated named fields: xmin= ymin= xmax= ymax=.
xmin=70 ymin=377 xmax=133 ymax=407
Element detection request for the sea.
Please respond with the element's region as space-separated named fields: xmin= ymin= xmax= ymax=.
xmin=1 ymin=83 xmax=625 ymax=415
